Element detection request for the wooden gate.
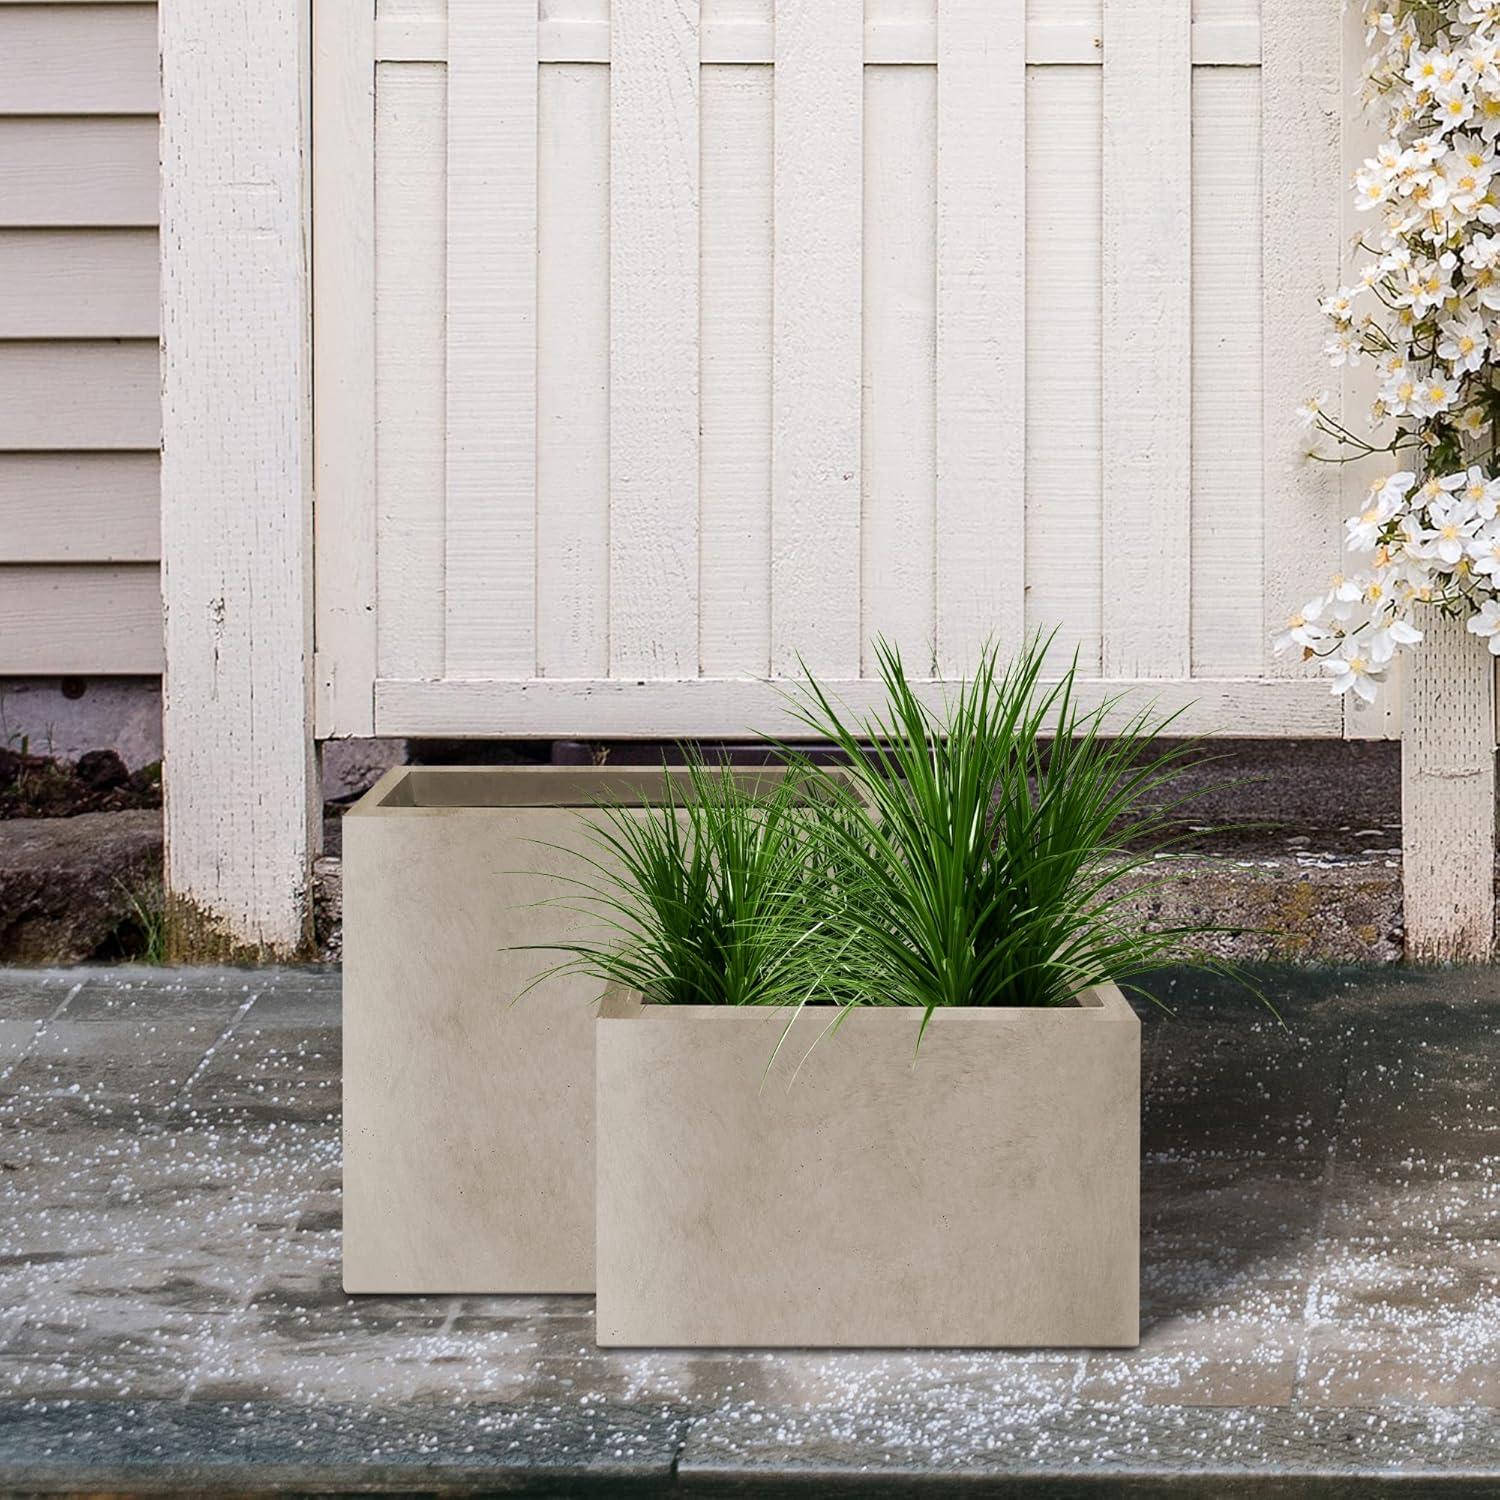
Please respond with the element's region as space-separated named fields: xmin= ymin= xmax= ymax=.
xmin=313 ymin=0 xmax=1346 ymax=741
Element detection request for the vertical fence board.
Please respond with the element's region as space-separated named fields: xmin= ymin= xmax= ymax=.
xmin=772 ymin=0 xmax=863 ymax=679
xmin=1101 ymin=0 xmax=1191 ymax=680
xmin=700 ymin=60 xmax=773 ymax=678
xmin=1261 ymin=0 xmax=1340 ymax=678
xmin=314 ymin=0 xmax=376 ymax=732
xmin=537 ymin=61 xmax=611 ymax=679
xmin=1024 ymin=65 xmax=1102 ymax=673
xmin=1190 ymin=66 xmax=1263 ymax=676
xmin=444 ymin=0 xmax=537 ymax=678
xmin=936 ymin=0 xmax=1024 ymax=674
xmin=375 ymin=62 xmax=447 ymax=682
xmin=862 ymin=61 xmax=937 ymax=670
xmin=610 ymin=0 xmax=700 ymax=678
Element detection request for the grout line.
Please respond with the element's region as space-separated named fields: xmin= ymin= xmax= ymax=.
xmin=0 ymin=980 xmax=84 ymax=1087
xmin=173 ymin=990 xmax=262 ymax=1108
xmin=1288 ymin=1046 xmax=1352 ymax=1409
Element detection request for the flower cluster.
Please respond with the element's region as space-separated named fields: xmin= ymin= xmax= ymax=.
xmin=1281 ymin=1 xmax=1500 ymax=699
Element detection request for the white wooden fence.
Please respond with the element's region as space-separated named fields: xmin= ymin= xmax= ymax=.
xmin=160 ymin=0 xmax=1497 ymax=957
xmin=313 ymin=0 xmax=1346 ymax=742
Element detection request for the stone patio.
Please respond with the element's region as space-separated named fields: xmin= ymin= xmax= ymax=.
xmin=0 ymin=964 xmax=1496 ymax=1494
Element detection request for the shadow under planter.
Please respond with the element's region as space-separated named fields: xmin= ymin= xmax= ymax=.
xmin=342 ymin=763 xmax=806 ymax=1295
xmin=595 ymin=986 xmax=1141 ymax=1349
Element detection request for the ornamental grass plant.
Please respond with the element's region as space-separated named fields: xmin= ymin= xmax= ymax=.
xmin=782 ymin=637 xmax=1250 ymax=1035
xmin=551 ymin=636 xmax=1248 ymax=1036
xmin=535 ymin=760 xmax=838 ymax=1010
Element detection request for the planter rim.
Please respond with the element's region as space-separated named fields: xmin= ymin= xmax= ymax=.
xmin=599 ymin=982 xmax=1134 ymax=1024
xmin=347 ymin=762 xmax=837 ymax=816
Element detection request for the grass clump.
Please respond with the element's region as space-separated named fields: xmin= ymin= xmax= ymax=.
xmin=538 ymin=759 xmax=836 ymax=1009
xmin=549 ymin=635 xmax=1248 ymax=1031
xmin=784 ymin=636 xmax=1246 ymax=1027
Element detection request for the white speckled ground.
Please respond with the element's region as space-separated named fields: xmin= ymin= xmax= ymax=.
xmin=0 ymin=965 xmax=1496 ymax=1493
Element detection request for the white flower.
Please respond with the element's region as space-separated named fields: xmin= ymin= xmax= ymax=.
xmin=1410 ymin=376 xmax=1458 ymax=416
xmin=1296 ymin=391 xmax=1331 ymax=428
xmin=1325 ymin=330 xmax=1364 ymax=367
xmin=1365 ymin=617 xmax=1424 ymax=663
xmin=1346 ymin=471 xmax=1416 ymax=550
xmin=1439 ymin=313 xmax=1489 ymax=371
xmin=1321 ymin=642 xmax=1384 ymax=703
xmin=1412 ymin=493 xmax=1481 ymax=565
xmin=1321 ymin=287 xmax=1360 ymax=322
xmin=1468 ymin=521 xmax=1500 ymax=575
xmin=1273 ymin=607 xmax=1332 ymax=656
xmin=1456 ymin=464 xmax=1500 ymax=518
xmin=1467 ymin=598 xmax=1500 ymax=652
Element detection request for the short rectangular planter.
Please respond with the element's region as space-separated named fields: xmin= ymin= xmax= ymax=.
xmin=596 ymin=988 xmax=1140 ymax=1347
xmin=341 ymin=764 xmax=806 ymax=1295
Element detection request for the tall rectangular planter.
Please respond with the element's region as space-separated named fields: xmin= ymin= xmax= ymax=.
xmin=342 ymin=764 xmax=801 ymax=1294
xmin=596 ymin=988 xmax=1140 ymax=1347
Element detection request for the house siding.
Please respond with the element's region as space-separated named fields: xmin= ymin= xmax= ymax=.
xmin=0 ymin=1 xmax=161 ymax=675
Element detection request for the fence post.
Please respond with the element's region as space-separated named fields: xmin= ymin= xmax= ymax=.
xmin=159 ymin=0 xmax=318 ymax=958
xmin=1402 ymin=612 xmax=1496 ymax=962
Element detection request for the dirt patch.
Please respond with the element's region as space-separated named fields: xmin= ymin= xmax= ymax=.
xmin=0 ymin=747 xmax=161 ymax=821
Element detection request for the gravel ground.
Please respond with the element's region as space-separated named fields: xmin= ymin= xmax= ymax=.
xmin=0 ymin=963 xmax=1496 ymax=1494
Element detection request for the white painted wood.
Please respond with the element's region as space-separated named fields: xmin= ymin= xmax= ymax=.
xmin=0 ymin=229 xmax=157 ymax=337
xmin=0 ymin=4 xmax=157 ymax=114
xmin=373 ymin=61 xmax=447 ymax=684
xmin=0 ymin=563 xmax=161 ymax=672
xmin=773 ymin=0 xmax=862 ymax=679
xmin=536 ymin=61 xmax=611 ymax=680
xmin=375 ymin=16 xmax=1259 ymax=65
xmin=444 ymin=0 xmax=537 ymax=678
xmin=313 ymin=0 xmax=376 ymax=736
xmin=1025 ymin=64 xmax=1101 ymax=673
xmin=1101 ymin=0 xmax=1190 ymax=679
xmin=862 ymin=60 xmax=936 ymax=670
xmin=1261 ymin=0 xmax=1341 ymax=679
xmin=1403 ymin=613 xmax=1496 ymax=962
xmin=375 ymin=15 xmax=446 ymax=61
xmin=610 ymin=0 xmax=699 ymax=678
xmin=1190 ymin=67 xmax=1262 ymax=677
xmin=1338 ymin=0 xmax=1400 ymax=743
xmin=936 ymin=0 xmax=1024 ymax=673
xmin=326 ymin=0 xmax=1364 ymax=750
xmin=0 ymin=340 xmax=158 ymax=449
xmin=698 ymin=60 xmax=771 ymax=678
xmin=0 ymin=452 xmax=158 ymax=561
xmin=0 ymin=118 xmax=157 ymax=226
xmin=161 ymin=0 xmax=316 ymax=955
xmin=376 ymin=675 xmax=1343 ymax=740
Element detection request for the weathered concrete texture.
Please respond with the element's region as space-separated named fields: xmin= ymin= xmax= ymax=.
xmin=0 ymin=965 xmax=1497 ymax=1494
xmin=1116 ymin=853 xmax=1404 ymax=964
xmin=0 ymin=812 xmax=162 ymax=963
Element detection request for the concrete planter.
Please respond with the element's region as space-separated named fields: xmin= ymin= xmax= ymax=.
xmin=596 ymin=987 xmax=1140 ymax=1348
xmin=342 ymin=764 xmax=802 ymax=1294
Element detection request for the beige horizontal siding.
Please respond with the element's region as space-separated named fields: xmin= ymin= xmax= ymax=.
xmin=0 ymin=453 xmax=159 ymax=561
xmin=0 ymin=4 xmax=157 ymax=114
xmin=0 ymin=563 xmax=162 ymax=672
xmin=0 ymin=231 xmax=158 ymax=337
xmin=0 ymin=118 xmax=157 ymax=227
xmin=0 ymin=0 xmax=160 ymax=674
xmin=0 ymin=341 xmax=159 ymax=450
